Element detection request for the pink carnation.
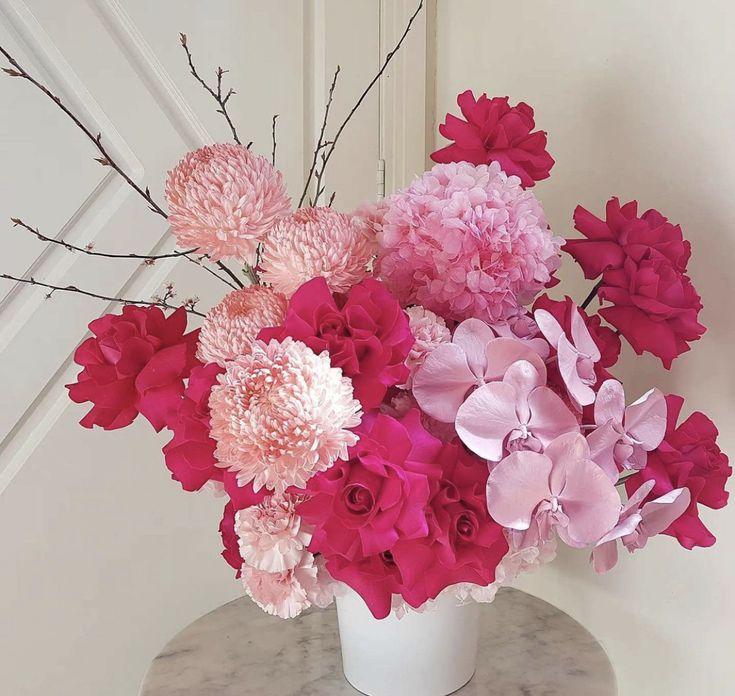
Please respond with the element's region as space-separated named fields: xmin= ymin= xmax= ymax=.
xmin=197 ymin=285 xmax=287 ymax=366
xmin=165 ymin=143 xmax=291 ymax=264
xmin=260 ymin=207 xmax=376 ymax=296
xmin=235 ymin=493 xmax=312 ymax=572
xmin=401 ymin=306 xmax=451 ymax=389
xmin=376 ymin=162 xmax=563 ymax=323
xmin=209 ymin=338 xmax=362 ymax=494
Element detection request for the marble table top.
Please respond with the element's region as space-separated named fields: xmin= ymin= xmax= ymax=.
xmin=140 ymin=588 xmax=616 ymax=696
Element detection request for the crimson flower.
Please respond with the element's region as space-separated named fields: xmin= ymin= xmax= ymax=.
xmin=431 ymin=90 xmax=554 ymax=187
xmin=625 ymin=395 xmax=731 ymax=549
xmin=259 ymin=276 xmax=413 ymax=409
xmin=66 ymin=306 xmax=199 ymax=431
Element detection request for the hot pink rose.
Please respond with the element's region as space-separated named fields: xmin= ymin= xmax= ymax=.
xmin=431 ymin=90 xmax=554 ymax=187
xmin=258 ymin=277 xmax=413 ymax=409
xmin=625 ymin=395 xmax=731 ymax=549
xmin=163 ymin=363 xmax=223 ymax=492
xmin=299 ymin=410 xmax=442 ymax=562
xmin=67 ymin=306 xmax=199 ymax=431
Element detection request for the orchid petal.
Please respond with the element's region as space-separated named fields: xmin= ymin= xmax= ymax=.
xmin=625 ymin=388 xmax=667 ymax=451
xmin=591 ymin=540 xmax=620 ymax=573
xmin=486 ymin=450 xmax=553 ymax=530
xmin=594 ymin=379 xmax=626 ymax=426
xmin=558 ymin=336 xmax=595 ymax=407
xmin=412 ymin=343 xmax=475 ymax=423
xmin=534 ymin=309 xmax=564 ymax=347
xmin=570 ymin=306 xmax=601 ymax=361
xmin=638 ymin=487 xmax=691 ymax=538
xmin=587 ymin=422 xmax=622 ymax=482
xmin=455 ymin=382 xmax=519 ymax=461
xmin=452 ymin=318 xmax=497 ymax=379
xmin=527 ymin=387 xmax=580 ymax=447
xmin=484 ymin=337 xmax=547 ymax=383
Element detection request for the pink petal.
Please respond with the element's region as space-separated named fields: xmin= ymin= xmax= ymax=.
xmin=452 ymin=318 xmax=497 ymax=379
xmin=484 ymin=338 xmax=547 ymax=383
xmin=570 ymin=306 xmax=600 ymax=361
xmin=412 ymin=343 xmax=475 ymax=423
xmin=624 ymin=388 xmax=667 ymax=451
xmin=638 ymin=488 xmax=692 ymax=538
xmin=558 ymin=336 xmax=595 ymax=407
xmin=486 ymin=450 xmax=553 ymax=530
xmin=534 ymin=309 xmax=564 ymax=347
xmin=455 ymin=382 xmax=519 ymax=461
xmin=586 ymin=422 xmax=622 ymax=482
xmin=527 ymin=387 xmax=580 ymax=447
xmin=591 ymin=540 xmax=619 ymax=573
xmin=594 ymin=379 xmax=626 ymax=426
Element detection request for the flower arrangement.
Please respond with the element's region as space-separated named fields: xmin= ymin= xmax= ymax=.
xmin=1 ymin=6 xmax=729 ymax=625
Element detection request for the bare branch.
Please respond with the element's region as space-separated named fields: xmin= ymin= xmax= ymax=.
xmin=271 ymin=114 xmax=279 ymax=166
xmin=179 ymin=33 xmax=244 ymax=146
xmin=0 ymin=274 xmax=206 ymax=317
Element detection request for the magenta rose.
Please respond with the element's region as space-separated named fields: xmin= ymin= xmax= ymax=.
xmin=431 ymin=90 xmax=554 ymax=187
xmin=599 ymin=256 xmax=705 ymax=368
xmin=259 ymin=276 xmax=413 ymax=409
xmin=626 ymin=395 xmax=731 ymax=549
xmin=66 ymin=306 xmax=199 ymax=431
xmin=163 ymin=363 xmax=223 ymax=492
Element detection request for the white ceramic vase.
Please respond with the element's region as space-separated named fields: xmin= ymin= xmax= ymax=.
xmin=335 ymin=587 xmax=481 ymax=696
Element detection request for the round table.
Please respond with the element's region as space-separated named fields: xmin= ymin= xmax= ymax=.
xmin=140 ymin=588 xmax=616 ymax=696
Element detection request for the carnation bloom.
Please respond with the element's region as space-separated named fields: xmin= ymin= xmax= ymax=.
xmin=240 ymin=552 xmax=319 ymax=619
xmin=431 ymin=91 xmax=554 ymax=187
xmin=66 ymin=306 xmax=199 ymax=431
xmin=259 ymin=277 xmax=413 ymax=409
xmin=235 ymin=493 xmax=312 ymax=572
xmin=163 ymin=362 xmax=224 ymax=491
xmin=197 ymin=285 xmax=287 ymax=366
xmin=376 ymin=162 xmax=562 ymax=323
xmin=260 ymin=207 xmax=376 ymax=296
xmin=624 ymin=395 xmax=731 ymax=549
xmin=209 ymin=337 xmax=362 ymax=494
xmin=165 ymin=143 xmax=291 ymax=263
xmin=401 ymin=306 xmax=451 ymax=389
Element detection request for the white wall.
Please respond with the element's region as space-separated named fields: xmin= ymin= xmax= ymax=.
xmin=433 ymin=1 xmax=735 ymax=694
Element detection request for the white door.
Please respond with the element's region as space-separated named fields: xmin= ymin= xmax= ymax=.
xmin=0 ymin=2 xmax=427 ymax=695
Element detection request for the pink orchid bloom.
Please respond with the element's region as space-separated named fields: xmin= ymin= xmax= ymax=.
xmin=455 ymin=359 xmax=579 ymax=461
xmin=412 ymin=318 xmax=547 ymax=423
xmin=587 ymin=380 xmax=667 ymax=481
xmin=534 ymin=305 xmax=600 ymax=408
xmin=592 ymin=482 xmax=691 ymax=573
xmin=486 ymin=432 xmax=621 ymax=548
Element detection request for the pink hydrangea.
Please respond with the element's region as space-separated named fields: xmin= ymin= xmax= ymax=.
xmin=376 ymin=162 xmax=563 ymax=323
xmin=197 ymin=285 xmax=287 ymax=366
xmin=235 ymin=493 xmax=312 ymax=572
xmin=209 ymin=338 xmax=362 ymax=494
xmin=165 ymin=143 xmax=291 ymax=263
xmin=401 ymin=306 xmax=451 ymax=389
xmin=260 ymin=207 xmax=376 ymax=296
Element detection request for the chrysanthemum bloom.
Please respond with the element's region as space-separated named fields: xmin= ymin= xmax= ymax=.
xmin=401 ymin=306 xmax=451 ymax=388
xmin=197 ymin=285 xmax=287 ymax=366
xmin=431 ymin=91 xmax=554 ymax=187
xmin=165 ymin=143 xmax=291 ymax=263
xmin=209 ymin=338 xmax=362 ymax=494
xmin=240 ymin=552 xmax=320 ymax=619
xmin=259 ymin=207 xmax=376 ymax=296
xmin=376 ymin=162 xmax=563 ymax=323
xmin=235 ymin=493 xmax=312 ymax=572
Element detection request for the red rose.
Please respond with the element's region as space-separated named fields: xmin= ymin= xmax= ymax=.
xmin=431 ymin=90 xmax=554 ymax=187
xmin=163 ymin=363 xmax=223 ymax=492
xmin=259 ymin=276 xmax=413 ymax=409
xmin=626 ymin=395 xmax=731 ymax=549
xmin=565 ymin=198 xmax=691 ymax=280
xmin=599 ymin=256 xmax=705 ymax=368
xmin=66 ymin=306 xmax=199 ymax=431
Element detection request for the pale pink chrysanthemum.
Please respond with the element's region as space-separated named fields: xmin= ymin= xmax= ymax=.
xmin=375 ymin=161 xmax=563 ymax=323
xmin=235 ymin=493 xmax=312 ymax=572
xmin=401 ymin=305 xmax=451 ymax=388
xmin=209 ymin=337 xmax=362 ymax=493
xmin=259 ymin=207 xmax=376 ymax=296
xmin=197 ymin=285 xmax=287 ymax=366
xmin=240 ymin=552 xmax=319 ymax=619
xmin=165 ymin=143 xmax=291 ymax=264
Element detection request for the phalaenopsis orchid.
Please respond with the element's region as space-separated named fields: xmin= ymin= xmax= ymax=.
xmin=1 ymin=2 xmax=729 ymax=621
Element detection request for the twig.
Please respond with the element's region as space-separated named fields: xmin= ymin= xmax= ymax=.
xmin=312 ymin=0 xmax=424 ymax=203
xmin=271 ymin=114 xmax=278 ymax=165
xmin=298 ymin=66 xmax=341 ymax=207
xmin=11 ymin=217 xmax=198 ymax=261
xmin=0 ymin=42 xmax=242 ymax=291
xmin=0 ymin=273 xmax=206 ymax=317
xmin=581 ymin=280 xmax=603 ymax=311
xmin=179 ymin=33 xmax=248 ymax=147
